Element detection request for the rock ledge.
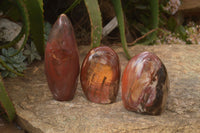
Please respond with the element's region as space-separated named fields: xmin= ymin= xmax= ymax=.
xmin=5 ymin=45 xmax=200 ymax=133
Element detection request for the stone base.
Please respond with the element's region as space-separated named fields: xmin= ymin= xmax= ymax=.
xmin=5 ymin=45 xmax=200 ymax=133
xmin=179 ymin=0 xmax=200 ymax=11
xmin=179 ymin=0 xmax=200 ymax=15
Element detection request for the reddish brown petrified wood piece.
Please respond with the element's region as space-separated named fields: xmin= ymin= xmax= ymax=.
xmin=122 ymin=52 xmax=169 ymax=115
xmin=45 ymin=14 xmax=79 ymax=101
xmin=81 ymin=46 xmax=120 ymax=104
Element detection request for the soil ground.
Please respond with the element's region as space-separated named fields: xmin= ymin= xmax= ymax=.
xmin=0 ymin=117 xmax=24 ymax=133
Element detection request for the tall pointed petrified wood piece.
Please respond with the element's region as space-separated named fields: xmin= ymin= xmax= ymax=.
xmin=45 ymin=14 xmax=79 ymax=101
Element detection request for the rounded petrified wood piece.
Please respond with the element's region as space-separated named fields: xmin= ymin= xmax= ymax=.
xmin=122 ymin=52 xmax=169 ymax=115
xmin=81 ymin=46 xmax=120 ymax=104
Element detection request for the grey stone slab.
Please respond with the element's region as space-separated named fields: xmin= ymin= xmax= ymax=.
xmin=5 ymin=45 xmax=200 ymax=133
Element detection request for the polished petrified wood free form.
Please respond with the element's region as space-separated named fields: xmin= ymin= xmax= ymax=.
xmin=45 ymin=14 xmax=79 ymax=101
xmin=122 ymin=52 xmax=169 ymax=115
xmin=81 ymin=46 xmax=120 ymax=104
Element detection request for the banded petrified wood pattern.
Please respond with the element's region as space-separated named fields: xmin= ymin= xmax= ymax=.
xmin=45 ymin=14 xmax=79 ymax=101
xmin=122 ymin=52 xmax=169 ymax=115
xmin=81 ymin=46 xmax=120 ymax=104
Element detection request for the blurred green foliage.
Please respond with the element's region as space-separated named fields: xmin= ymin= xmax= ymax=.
xmin=0 ymin=0 xmax=45 ymax=122
xmin=64 ymin=0 xmax=131 ymax=58
xmin=0 ymin=48 xmax=26 ymax=78
xmin=124 ymin=0 xmax=163 ymax=44
xmin=0 ymin=77 xmax=16 ymax=122
xmin=23 ymin=42 xmax=41 ymax=65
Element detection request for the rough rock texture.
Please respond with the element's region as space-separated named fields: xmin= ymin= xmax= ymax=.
xmin=179 ymin=0 xmax=200 ymax=15
xmin=0 ymin=18 xmax=24 ymax=49
xmin=4 ymin=45 xmax=200 ymax=133
xmin=179 ymin=0 xmax=200 ymax=11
